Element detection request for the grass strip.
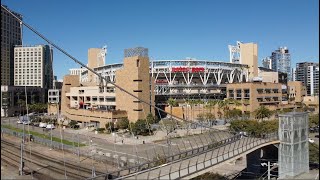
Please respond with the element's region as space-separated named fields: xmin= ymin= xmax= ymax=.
xmin=1 ymin=124 xmax=86 ymax=147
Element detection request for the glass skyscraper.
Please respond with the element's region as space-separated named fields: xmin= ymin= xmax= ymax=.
xmin=270 ymin=47 xmax=292 ymax=81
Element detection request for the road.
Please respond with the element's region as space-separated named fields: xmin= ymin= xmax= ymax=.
xmin=1 ymin=117 xmax=234 ymax=167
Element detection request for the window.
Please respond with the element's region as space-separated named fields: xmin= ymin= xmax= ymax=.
xmin=228 ymin=89 xmax=234 ymax=98
xmin=236 ymin=89 xmax=242 ymax=99
xmin=265 ymin=89 xmax=271 ymax=94
xmin=133 ymin=80 xmax=142 ymax=82
xmin=106 ymin=97 xmax=115 ymax=102
xmin=273 ymin=89 xmax=279 ymax=93
xmin=244 ymin=89 xmax=250 ymax=99
xmin=133 ymin=90 xmax=142 ymax=92
xmin=136 ymin=59 xmax=140 ymax=67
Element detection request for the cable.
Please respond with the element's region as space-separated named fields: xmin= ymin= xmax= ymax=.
xmin=1 ymin=4 xmax=237 ymax=134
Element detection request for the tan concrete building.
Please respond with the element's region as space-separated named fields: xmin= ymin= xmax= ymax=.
xmin=258 ymin=72 xmax=279 ymax=83
xmin=60 ymin=75 xmax=127 ymax=128
xmin=226 ymin=82 xmax=282 ymax=113
xmin=60 ymin=47 xmax=155 ymax=127
xmin=115 ymin=55 xmax=155 ymax=122
xmin=239 ymin=42 xmax=258 ymax=80
xmin=287 ymin=81 xmax=307 ymax=103
xmin=303 ymin=96 xmax=319 ymax=113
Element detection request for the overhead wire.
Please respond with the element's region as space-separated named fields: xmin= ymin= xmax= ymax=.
xmin=1 ymin=4 xmax=237 ymax=135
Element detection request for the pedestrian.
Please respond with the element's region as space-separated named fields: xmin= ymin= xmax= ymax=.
xmin=121 ymin=139 xmax=124 ymax=144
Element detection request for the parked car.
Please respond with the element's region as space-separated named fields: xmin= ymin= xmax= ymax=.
xmin=17 ymin=120 xmax=23 ymax=124
xmin=39 ymin=122 xmax=47 ymax=128
xmin=46 ymin=124 xmax=55 ymax=129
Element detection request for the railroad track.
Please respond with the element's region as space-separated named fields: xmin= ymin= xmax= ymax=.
xmin=1 ymin=139 xmax=105 ymax=179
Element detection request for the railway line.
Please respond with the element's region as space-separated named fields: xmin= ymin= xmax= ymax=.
xmin=1 ymin=139 xmax=106 ymax=179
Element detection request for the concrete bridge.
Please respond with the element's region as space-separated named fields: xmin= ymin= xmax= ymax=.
xmin=89 ymin=133 xmax=279 ymax=180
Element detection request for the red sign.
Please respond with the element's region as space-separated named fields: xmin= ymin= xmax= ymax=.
xmin=191 ymin=67 xmax=205 ymax=72
xmin=156 ymin=79 xmax=168 ymax=84
xmin=171 ymin=67 xmax=205 ymax=73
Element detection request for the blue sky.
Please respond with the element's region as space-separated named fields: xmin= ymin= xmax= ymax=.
xmin=3 ymin=0 xmax=319 ymax=80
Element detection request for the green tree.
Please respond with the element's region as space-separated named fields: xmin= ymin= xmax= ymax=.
xmin=254 ymin=106 xmax=273 ymax=121
xmin=68 ymin=120 xmax=78 ymax=129
xmin=117 ymin=117 xmax=129 ymax=129
xmin=226 ymin=108 xmax=242 ymax=121
xmin=131 ymin=119 xmax=151 ymax=136
xmin=159 ymin=119 xmax=176 ymax=144
xmin=105 ymin=121 xmax=116 ymax=132
xmin=309 ymin=143 xmax=319 ymax=163
xmin=229 ymin=119 xmax=278 ymax=137
xmin=309 ymin=113 xmax=319 ymax=127
xmin=146 ymin=113 xmax=156 ymax=124
xmin=205 ymin=100 xmax=218 ymax=116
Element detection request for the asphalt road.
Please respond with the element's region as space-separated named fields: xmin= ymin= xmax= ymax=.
xmin=1 ymin=117 xmax=234 ymax=165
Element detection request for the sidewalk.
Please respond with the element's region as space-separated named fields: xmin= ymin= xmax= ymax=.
xmin=63 ymin=124 xmax=230 ymax=145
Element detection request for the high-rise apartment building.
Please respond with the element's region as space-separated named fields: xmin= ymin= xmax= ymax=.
xmin=1 ymin=5 xmax=22 ymax=85
xmin=270 ymin=47 xmax=291 ymax=81
xmin=13 ymin=45 xmax=53 ymax=90
xmin=262 ymin=57 xmax=272 ymax=69
xmin=295 ymin=62 xmax=319 ymax=96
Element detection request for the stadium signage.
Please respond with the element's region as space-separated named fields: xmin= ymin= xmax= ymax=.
xmin=172 ymin=67 xmax=205 ymax=72
xmin=155 ymin=79 xmax=168 ymax=84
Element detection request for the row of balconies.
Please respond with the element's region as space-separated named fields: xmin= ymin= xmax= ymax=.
xmin=257 ymin=88 xmax=279 ymax=94
xmin=257 ymin=97 xmax=280 ymax=102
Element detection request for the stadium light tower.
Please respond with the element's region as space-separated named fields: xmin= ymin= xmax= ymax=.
xmin=228 ymin=41 xmax=241 ymax=64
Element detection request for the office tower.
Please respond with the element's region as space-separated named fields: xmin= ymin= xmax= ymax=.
xmin=1 ymin=5 xmax=22 ymax=85
xmin=262 ymin=57 xmax=272 ymax=69
xmin=13 ymin=45 xmax=53 ymax=90
xmin=296 ymin=62 xmax=319 ymax=96
xmin=270 ymin=47 xmax=291 ymax=81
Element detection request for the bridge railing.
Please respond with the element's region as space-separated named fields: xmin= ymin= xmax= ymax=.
xmin=96 ymin=133 xmax=241 ymax=179
xmin=108 ymin=132 xmax=278 ymax=180
xmin=87 ymin=132 xmax=278 ymax=180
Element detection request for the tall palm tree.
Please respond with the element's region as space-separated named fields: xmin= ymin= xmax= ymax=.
xmin=167 ymin=98 xmax=178 ymax=124
xmin=217 ymin=100 xmax=226 ymax=119
xmin=205 ymin=100 xmax=217 ymax=115
xmin=254 ymin=106 xmax=272 ymax=121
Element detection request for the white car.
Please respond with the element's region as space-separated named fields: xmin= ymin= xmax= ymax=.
xmin=309 ymin=138 xmax=315 ymax=143
xmin=46 ymin=124 xmax=55 ymax=129
xmin=39 ymin=122 xmax=47 ymax=128
xmin=17 ymin=120 xmax=23 ymax=124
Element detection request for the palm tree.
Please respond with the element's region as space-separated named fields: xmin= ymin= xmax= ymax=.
xmin=206 ymin=100 xmax=218 ymax=114
xmin=167 ymin=98 xmax=178 ymax=124
xmin=217 ymin=100 xmax=225 ymax=119
xmin=254 ymin=106 xmax=273 ymax=121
